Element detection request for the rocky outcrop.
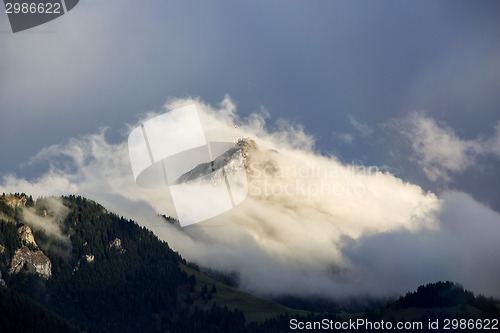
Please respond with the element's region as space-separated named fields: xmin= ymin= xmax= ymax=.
xmin=18 ymin=225 xmax=37 ymax=248
xmin=2 ymin=194 xmax=27 ymax=208
xmin=9 ymin=226 xmax=51 ymax=279
xmin=109 ymin=238 xmax=122 ymax=249
xmin=10 ymin=246 xmax=52 ymax=279
xmin=84 ymin=254 xmax=95 ymax=263
xmin=0 ymin=244 xmax=5 ymax=254
xmin=237 ymin=137 xmax=257 ymax=159
xmin=109 ymin=238 xmax=126 ymax=253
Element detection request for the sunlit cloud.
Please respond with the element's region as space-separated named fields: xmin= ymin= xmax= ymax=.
xmin=1 ymin=97 xmax=499 ymax=299
xmin=390 ymin=112 xmax=500 ymax=183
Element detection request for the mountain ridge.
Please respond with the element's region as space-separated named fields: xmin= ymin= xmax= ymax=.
xmin=174 ymin=138 xmax=256 ymax=185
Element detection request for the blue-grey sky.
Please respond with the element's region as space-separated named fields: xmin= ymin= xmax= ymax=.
xmin=1 ymin=0 xmax=500 ymax=207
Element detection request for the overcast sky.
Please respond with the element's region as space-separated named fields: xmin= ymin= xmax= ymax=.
xmin=1 ymin=1 xmax=500 ymax=298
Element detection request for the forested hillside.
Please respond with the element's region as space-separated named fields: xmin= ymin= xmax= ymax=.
xmin=0 ymin=194 xmax=498 ymax=332
xmin=0 ymin=194 xmax=250 ymax=332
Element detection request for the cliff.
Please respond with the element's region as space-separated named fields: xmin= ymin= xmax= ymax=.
xmin=2 ymin=194 xmax=28 ymax=208
xmin=9 ymin=226 xmax=52 ymax=279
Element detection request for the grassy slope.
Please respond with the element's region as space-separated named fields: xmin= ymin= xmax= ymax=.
xmin=180 ymin=263 xmax=310 ymax=323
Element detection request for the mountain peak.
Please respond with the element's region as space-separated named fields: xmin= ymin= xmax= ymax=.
xmin=174 ymin=137 xmax=258 ymax=185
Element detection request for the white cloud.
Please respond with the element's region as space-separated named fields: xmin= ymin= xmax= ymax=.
xmin=348 ymin=114 xmax=374 ymax=137
xmin=1 ymin=97 xmax=499 ymax=299
xmin=332 ymin=132 xmax=355 ymax=144
xmin=21 ymin=197 xmax=70 ymax=243
xmin=393 ymin=112 xmax=500 ymax=183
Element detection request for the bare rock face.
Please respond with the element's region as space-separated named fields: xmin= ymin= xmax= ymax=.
xmin=18 ymin=225 xmax=37 ymax=248
xmin=10 ymin=246 xmax=52 ymax=279
xmin=109 ymin=238 xmax=122 ymax=249
xmin=237 ymin=137 xmax=257 ymax=159
xmin=2 ymin=194 xmax=27 ymax=208
xmin=9 ymin=225 xmax=51 ymax=279
xmin=109 ymin=238 xmax=126 ymax=253
xmin=84 ymin=254 xmax=95 ymax=263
